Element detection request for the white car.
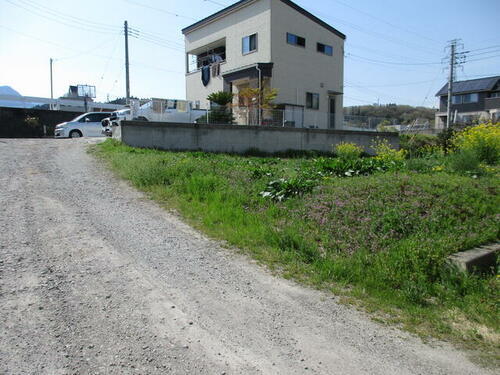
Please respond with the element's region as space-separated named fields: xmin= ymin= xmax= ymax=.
xmin=54 ymin=112 xmax=112 ymax=138
xmin=101 ymin=109 xmax=132 ymax=136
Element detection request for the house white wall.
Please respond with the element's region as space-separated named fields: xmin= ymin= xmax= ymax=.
xmin=183 ymin=0 xmax=345 ymax=128
xmin=185 ymin=0 xmax=272 ymax=107
xmin=270 ymin=0 xmax=344 ymax=128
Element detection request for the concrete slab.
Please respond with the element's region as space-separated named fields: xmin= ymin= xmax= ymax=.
xmin=447 ymin=242 xmax=499 ymax=273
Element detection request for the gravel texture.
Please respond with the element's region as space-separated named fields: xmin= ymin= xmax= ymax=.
xmin=0 ymin=138 xmax=493 ymax=374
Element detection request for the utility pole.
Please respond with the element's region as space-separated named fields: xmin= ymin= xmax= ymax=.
xmin=446 ymin=41 xmax=456 ymax=129
xmin=124 ymin=20 xmax=130 ymax=105
xmin=444 ymin=39 xmax=466 ymax=129
xmin=50 ymin=58 xmax=54 ymax=110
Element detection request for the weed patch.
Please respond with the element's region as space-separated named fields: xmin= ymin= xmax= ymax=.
xmin=95 ymin=139 xmax=499 ymax=359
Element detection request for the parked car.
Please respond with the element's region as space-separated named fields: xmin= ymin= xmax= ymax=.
xmin=55 ymin=112 xmax=112 ymax=138
xmin=101 ymin=109 xmax=131 ymax=136
xmin=105 ymin=99 xmax=206 ymax=138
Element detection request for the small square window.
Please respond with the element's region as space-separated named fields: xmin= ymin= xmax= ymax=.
xmin=306 ymin=92 xmax=319 ymax=110
xmin=242 ymin=34 xmax=257 ymax=54
xmin=287 ymin=32 xmax=305 ymax=47
xmin=317 ymin=42 xmax=333 ymax=56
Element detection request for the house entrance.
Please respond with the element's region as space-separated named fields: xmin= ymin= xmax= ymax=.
xmin=329 ymin=97 xmax=336 ymax=128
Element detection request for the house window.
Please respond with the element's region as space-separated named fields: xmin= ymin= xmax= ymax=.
xmin=462 ymin=93 xmax=478 ymax=103
xmin=242 ymin=34 xmax=257 ymax=54
xmin=452 ymin=93 xmax=479 ymax=104
xmin=287 ymin=32 xmax=306 ymax=47
xmin=317 ymin=42 xmax=333 ymax=56
xmin=489 ymin=92 xmax=500 ymax=98
xmin=306 ymin=92 xmax=319 ymax=109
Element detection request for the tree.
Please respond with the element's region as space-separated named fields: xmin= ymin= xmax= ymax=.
xmin=198 ymin=91 xmax=235 ymax=124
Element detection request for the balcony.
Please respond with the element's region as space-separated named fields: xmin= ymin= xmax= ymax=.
xmin=186 ymin=38 xmax=226 ymax=74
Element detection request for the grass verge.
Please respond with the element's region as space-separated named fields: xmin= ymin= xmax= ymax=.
xmin=93 ymin=139 xmax=499 ymax=363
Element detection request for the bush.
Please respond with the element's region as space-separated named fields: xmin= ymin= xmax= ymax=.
xmin=452 ymin=122 xmax=500 ymax=165
xmin=447 ymin=149 xmax=482 ymax=176
xmin=260 ymin=176 xmax=315 ymax=201
xmin=207 ymin=91 xmax=233 ymax=106
xmin=315 ymin=157 xmax=401 ymax=177
xmin=437 ymin=128 xmax=456 ymax=153
xmin=24 ymin=116 xmax=40 ymax=128
xmin=334 ymin=142 xmax=364 ymax=160
xmin=372 ymin=138 xmax=406 ymax=163
xmin=400 ymin=134 xmax=441 ymax=157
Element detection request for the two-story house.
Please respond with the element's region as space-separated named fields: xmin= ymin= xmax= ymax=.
xmin=435 ymin=76 xmax=500 ymax=127
xmin=182 ymin=0 xmax=345 ymax=129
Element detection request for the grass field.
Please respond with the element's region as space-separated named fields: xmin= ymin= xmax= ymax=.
xmin=95 ymin=139 xmax=499 ymax=361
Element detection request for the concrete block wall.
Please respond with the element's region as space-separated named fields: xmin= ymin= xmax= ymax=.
xmin=120 ymin=121 xmax=399 ymax=155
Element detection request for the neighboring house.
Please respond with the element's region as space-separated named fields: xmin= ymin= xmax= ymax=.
xmin=435 ymin=76 xmax=500 ymax=128
xmin=182 ymin=0 xmax=345 ymax=129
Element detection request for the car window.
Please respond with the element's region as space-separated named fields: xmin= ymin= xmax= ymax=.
xmin=96 ymin=113 xmax=111 ymax=121
xmin=83 ymin=113 xmax=111 ymax=122
xmin=82 ymin=114 xmax=101 ymax=122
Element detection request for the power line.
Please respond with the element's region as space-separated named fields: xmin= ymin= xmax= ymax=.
xmin=4 ymin=0 xmax=119 ymax=34
xmin=466 ymin=53 xmax=500 ymax=63
xmin=17 ymin=0 xmax=120 ymax=32
xmin=346 ymin=42 xmax=437 ymax=64
xmin=5 ymin=0 xmax=184 ymax=53
xmin=346 ymin=53 xmax=442 ymax=66
xmin=345 ymin=79 xmax=437 ymax=88
xmin=204 ymin=0 xmax=230 ymax=8
xmin=303 ymin=4 xmax=441 ymax=56
xmin=466 ymin=49 xmax=500 ymax=58
xmin=0 ymin=24 xmax=184 ymax=75
xmin=467 ymin=44 xmax=500 ymax=53
xmin=123 ymin=0 xmax=197 ymax=21
xmin=328 ymin=0 xmax=441 ymax=45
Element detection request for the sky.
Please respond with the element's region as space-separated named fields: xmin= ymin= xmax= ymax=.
xmin=1 ymin=0 xmax=499 ymax=108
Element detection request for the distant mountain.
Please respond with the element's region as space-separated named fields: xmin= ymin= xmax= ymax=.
xmin=0 ymin=86 xmax=21 ymax=96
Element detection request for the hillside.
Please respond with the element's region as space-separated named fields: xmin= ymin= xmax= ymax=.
xmin=344 ymin=104 xmax=437 ymax=124
xmin=0 ymin=86 xmax=21 ymax=96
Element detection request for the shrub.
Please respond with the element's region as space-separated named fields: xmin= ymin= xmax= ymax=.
xmin=447 ymin=149 xmax=482 ymax=176
xmin=315 ymin=157 xmax=399 ymax=177
xmin=207 ymin=91 xmax=233 ymax=106
xmin=24 ymin=116 xmax=40 ymax=128
xmin=437 ymin=128 xmax=457 ymax=154
xmin=334 ymin=142 xmax=364 ymax=161
xmin=372 ymin=138 xmax=406 ymax=163
xmin=452 ymin=122 xmax=500 ymax=165
xmin=400 ymin=134 xmax=441 ymax=157
xmin=260 ymin=176 xmax=315 ymax=201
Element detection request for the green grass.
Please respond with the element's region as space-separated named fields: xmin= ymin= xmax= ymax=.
xmin=94 ymin=139 xmax=499 ymax=361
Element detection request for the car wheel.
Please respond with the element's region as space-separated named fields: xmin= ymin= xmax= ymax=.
xmin=69 ymin=130 xmax=82 ymax=138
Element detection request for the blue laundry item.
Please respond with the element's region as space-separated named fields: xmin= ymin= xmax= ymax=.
xmin=202 ymin=66 xmax=210 ymax=86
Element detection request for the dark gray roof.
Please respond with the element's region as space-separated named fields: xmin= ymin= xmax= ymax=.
xmin=436 ymin=76 xmax=500 ymax=96
xmin=182 ymin=0 xmax=346 ymax=40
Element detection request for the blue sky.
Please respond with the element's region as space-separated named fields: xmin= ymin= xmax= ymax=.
xmin=1 ymin=0 xmax=499 ymax=107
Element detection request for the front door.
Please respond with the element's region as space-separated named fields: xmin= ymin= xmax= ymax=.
xmin=329 ymin=97 xmax=336 ymax=129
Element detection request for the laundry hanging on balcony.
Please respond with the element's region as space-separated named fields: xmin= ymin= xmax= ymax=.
xmin=201 ymin=65 xmax=210 ymax=86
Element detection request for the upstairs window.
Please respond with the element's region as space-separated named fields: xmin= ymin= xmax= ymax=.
xmin=306 ymin=92 xmax=319 ymax=110
xmin=463 ymin=93 xmax=478 ymax=103
xmin=242 ymin=34 xmax=257 ymax=54
xmin=452 ymin=93 xmax=479 ymax=104
xmin=317 ymin=42 xmax=333 ymax=56
xmin=287 ymin=32 xmax=306 ymax=47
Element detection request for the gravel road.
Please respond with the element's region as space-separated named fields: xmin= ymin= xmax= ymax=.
xmin=0 ymin=138 xmax=492 ymax=374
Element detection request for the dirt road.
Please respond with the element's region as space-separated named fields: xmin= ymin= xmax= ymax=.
xmin=0 ymin=139 xmax=491 ymax=374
